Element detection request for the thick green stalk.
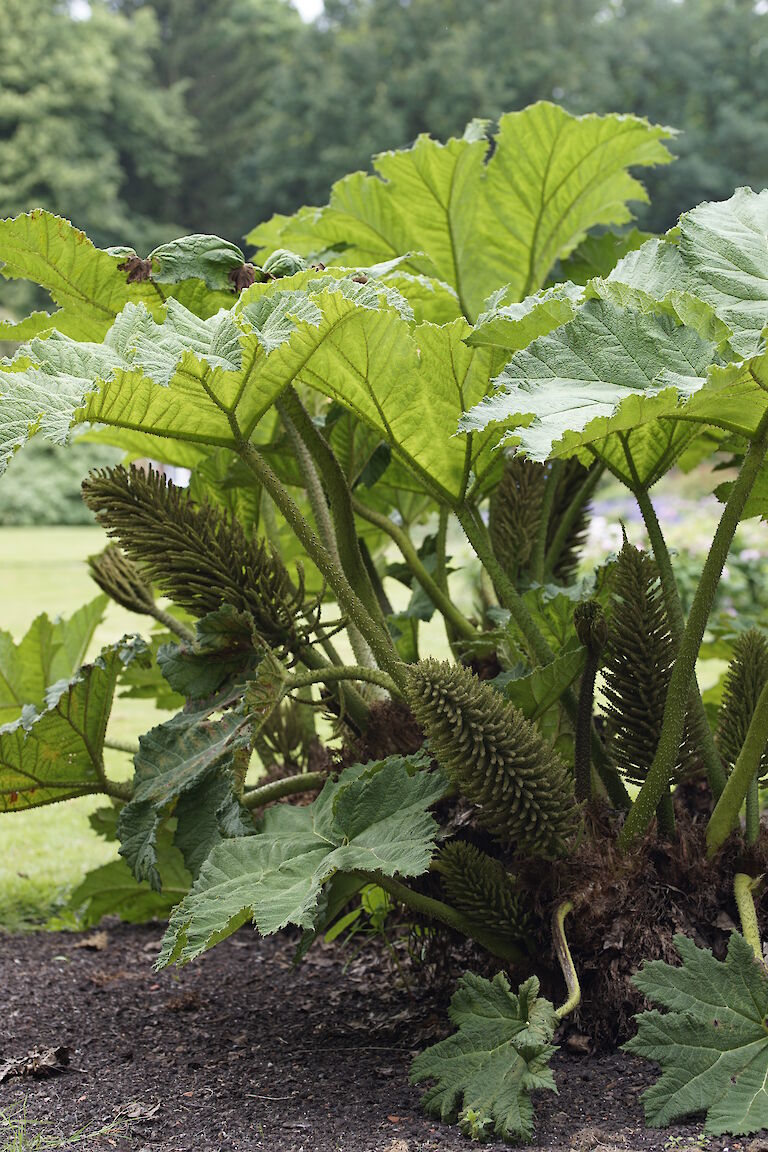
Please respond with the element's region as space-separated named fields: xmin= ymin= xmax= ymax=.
xmin=280 ymin=388 xmax=386 ymax=630
xmin=633 ymin=484 xmax=727 ymax=798
xmin=544 ymin=461 xmax=604 ymax=579
xmin=552 ymin=900 xmax=581 ymax=1020
xmin=734 ymin=873 xmax=763 ymax=961
xmin=104 ymin=738 xmax=140 ymax=756
xmin=530 ymin=461 xmax=563 ymax=583
xmin=150 ymin=606 xmax=196 ymax=645
xmin=243 ymin=771 xmax=327 ymax=810
xmin=277 ymin=396 xmax=379 ymax=670
xmin=353 ymin=498 xmax=477 ymax=642
xmin=297 ymin=644 xmax=371 ymax=732
xmin=360 ymin=871 xmax=525 ymax=964
xmin=574 ymin=649 xmax=599 ymax=803
xmin=747 ymin=778 xmax=760 ymax=846
xmin=707 ymin=677 xmax=768 ymax=856
xmin=622 ymin=419 xmax=768 ymax=848
xmin=236 ymin=439 xmax=405 ymax=689
xmin=458 ymin=506 xmax=554 ymax=667
xmin=286 ymin=664 xmax=400 ymax=696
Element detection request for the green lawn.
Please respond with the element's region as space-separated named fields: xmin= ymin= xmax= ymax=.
xmin=0 ymin=526 xmax=169 ymax=929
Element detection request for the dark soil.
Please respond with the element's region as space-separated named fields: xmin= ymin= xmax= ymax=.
xmin=0 ymin=923 xmax=762 ymax=1152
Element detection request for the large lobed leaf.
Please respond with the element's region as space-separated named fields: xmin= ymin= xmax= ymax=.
xmin=2 ymin=275 xmax=498 ymax=505
xmin=411 ymin=971 xmax=558 ymax=1143
xmin=0 ymin=213 xmax=233 ymax=343
xmin=0 ymin=594 xmax=107 ymax=724
xmin=461 ymin=299 xmax=715 ymax=488
xmin=157 ymin=756 xmax=447 ymax=966
xmin=0 ymin=636 xmax=147 ymax=812
xmin=248 ymin=103 xmax=673 ymax=321
xmin=625 ymin=932 xmax=768 ymax=1136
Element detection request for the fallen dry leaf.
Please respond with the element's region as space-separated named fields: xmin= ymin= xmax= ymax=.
xmin=113 ymin=1100 xmax=161 ymax=1120
xmin=75 ymin=930 xmax=109 ymax=951
xmin=0 ymin=1045 xmax=70 ymax=1083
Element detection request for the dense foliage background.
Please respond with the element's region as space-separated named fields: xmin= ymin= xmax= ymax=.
xmin=3 ymin=0 xmax=768 ymax=523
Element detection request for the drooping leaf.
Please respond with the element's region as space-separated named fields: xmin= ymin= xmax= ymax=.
xmin=147 ymin=235 xmax=246 ymax=292
xmin=157 ymin=606 xmax=259 ymax=705
xmin=117 ymin=707 xmax=251 ymax=888
xmin=156 ymin=756 xmax=447 ymax=965
xmin=410 ymin=971 xmax=558 ymax=1143
xmin=0 ymin=594 xmax=107 ymax=724
xmin=248 ymin=103 xmax=673 ymax=320
xmin=625 ymin=932 xmax=768 ymax=1136
xmin=0 ymin=636 xmax=148 ymax=812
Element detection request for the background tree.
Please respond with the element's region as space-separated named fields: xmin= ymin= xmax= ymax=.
xmin=0 ymin=0 xmax=197 ymax=252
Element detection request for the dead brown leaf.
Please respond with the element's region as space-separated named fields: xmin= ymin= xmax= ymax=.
xmin=75 ymin=930 xmax=109 ymax=951
xmin=0 ymin=1045 xmax=70 ymax=1083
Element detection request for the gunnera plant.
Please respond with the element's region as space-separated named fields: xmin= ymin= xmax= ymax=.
xmin=4 ymin=107 xmax=768 ymax=1143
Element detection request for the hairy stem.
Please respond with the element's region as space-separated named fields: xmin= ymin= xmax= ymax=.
xmin=360 ymin=871 xmax=525 ymax=964
xmin=552 ymin=900 xmax=581 ymax=1020
xmin=278 ymin=396 xmax=377 ymax=670
xmin=243 ymin=771 xmax=327 ymax=810
xmin=544 ymin=461 xmax=604 ymax=579
xmin=622 ymin=417 xmax=768 ymax=848
xmin=353 ymin=499 xmax=477 ymax=642
xmin=574 ymin=650 xmax=599 ymax=803
xmin=236 ymin=439 xmax=405 ymax=688
xmin=707 ymin=677 xmax=768 ymax=856
xmin=530 ymin=461 xmax=563 ymax=583
xmin=104 ymin=738 xmax=140 ymax=756
xmin=280 ymin=388 xmax=386 ymax=630
xmin=633 ymin=484 xmax=727 ymax=799
xmin=286 ymin=664 xmax=399 ymax=696
xmin=747 ymin=777 xmax=761 ymax=846
xmin=458 ymin=506 xmax=554 ymax=666
xmin=150 ymin=606 xmax=196 ymax=645
xmin=734 ymin=873 xmax=763 ymax=961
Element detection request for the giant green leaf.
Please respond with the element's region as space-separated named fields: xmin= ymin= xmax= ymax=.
xmin=410 ymin=971 xmax=558 ymax=1143
xmin=0 ymin=594 xmax=107 ymax=723
xmin=0 ymin=212 xmax=231 ymax=343
xmin=248 ymin=103 xmax=673 ymax=321
xmin=460 ymin=299 xmax=715 ymax=487
xmin=625 ymin=932 xmax=768 ymax=1136
xmin=3 ymin=279 xmax=495 ymax=505
xmin=0 ymin=636 xmax=147 ymax=812
xmin=592 ymin=189 xmax=768 ymax=357
xmin=157 ymin=756 xmax=447 ymax=965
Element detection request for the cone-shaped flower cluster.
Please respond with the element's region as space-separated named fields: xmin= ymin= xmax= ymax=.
xmin=717 ymin=628 xmax=768 ymax=778
xmin=602 ymin=541 xmax=695 ymax=785
xmin=407 ymin=659 xmax=580 ymax=857
xmin=82 ymin=465 xmax=306 ymax=656
xmin=435 ymin=840 xmax=532 ymax=947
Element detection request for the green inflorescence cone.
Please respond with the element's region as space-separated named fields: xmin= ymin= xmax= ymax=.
xmin=407 ymin=659 xmax=580 ymax=857
xmin=602 ymin=540 xmax=696 ymax=786
xmin=88 ymin=544 xmax=156 ymax=616
xmin=82 ymin=465 xmax=307 ymax=655
xmin=717 ymin=628 xmax=768 ymax=778
xmin=489 ymin=456 xmax=590 ymax=584
xmin=434 ymin=840 xmax=532 ymax=949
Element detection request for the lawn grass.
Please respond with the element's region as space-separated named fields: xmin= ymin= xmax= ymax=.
xmin=0 ymin=526 xmax=170 ymax=930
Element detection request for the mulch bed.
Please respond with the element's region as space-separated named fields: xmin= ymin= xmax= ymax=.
xmin=0 ymin=922 xmax=764 ymax=1152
